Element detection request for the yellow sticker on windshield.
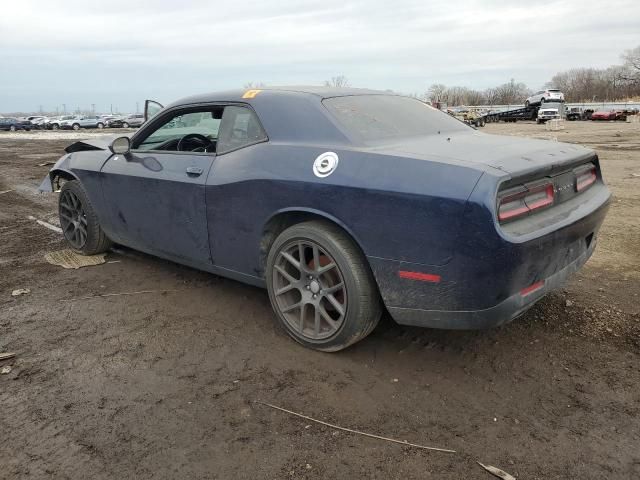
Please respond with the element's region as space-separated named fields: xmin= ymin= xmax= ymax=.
xmin=242 ymin=89 xmax=262 ymax=99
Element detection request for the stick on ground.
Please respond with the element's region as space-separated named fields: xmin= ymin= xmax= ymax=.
xmin=63 ymin=289 xmax=183 ymax=301
xmin=255 ymin=401 xmax=456 ymax=453
xmin=0 ymin=352 xmax=16 ymax=361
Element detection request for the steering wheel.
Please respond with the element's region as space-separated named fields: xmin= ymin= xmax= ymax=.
xmin=177 ymin=133 xmax=213 ymax=152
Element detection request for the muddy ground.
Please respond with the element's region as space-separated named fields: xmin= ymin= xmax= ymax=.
xmin=0 ymin=121 xmax=639 ymax=479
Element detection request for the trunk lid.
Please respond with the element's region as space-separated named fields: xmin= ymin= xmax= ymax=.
xmin=372 ymin=131 xmax=595 ymax=179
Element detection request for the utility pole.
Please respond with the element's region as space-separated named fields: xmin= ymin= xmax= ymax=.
xmin=110 ymin=104 xmax=113 ymax=114
xmin=62 ymin=104 xmax=66 ymax=114
xmin=91 ymin=103 xmax=95 ymax=114
xmin=39 ymin=105 xmax=43 ymax=114
xmin=136 ymin=102 xmax=139 ymax=114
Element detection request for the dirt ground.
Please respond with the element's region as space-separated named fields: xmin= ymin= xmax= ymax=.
xmin=1 ymin=121 xmax=639 ymax=480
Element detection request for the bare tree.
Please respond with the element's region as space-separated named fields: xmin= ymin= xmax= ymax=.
xmin=324 ymin=75 xmax=350 ymax=88
xmin=243 ymin=81 xmax=266 ymax=89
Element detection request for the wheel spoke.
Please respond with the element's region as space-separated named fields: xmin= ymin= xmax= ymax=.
xmin=281 ymin=301 xmax=302 ymax=314
xmin=318 ymin=261 xmax=337 ymax=275
xmin=323 ymin=282 xmax=344 ymax=294
xmin=274 ymin=265 xmax=297 ymax=284
xmin=63 ymin=222 xmax=74 ymax=233
xmin=325 ymin=294 xmax=345 ymax=316
xmin=281 ymin=251 xmax=301 ymax=271
xmin=313 ymin=305 xmax=321 ymax=335
xmin=299 ymin=303 xmax=306 ymax=332
xmin=319 ymin=305 xmax=339 ymax=328
xmin=312 ymin=245 xmax=320 ymax=272
xmin=59 ymin=212 xmax=73 ymax=222
xmin=275 ymin=283 xmax=296 ymax=296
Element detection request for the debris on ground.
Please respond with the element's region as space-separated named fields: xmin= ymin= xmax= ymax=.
xmin=44 ymin=249 xmax=106 ymax=269
xmin=37 ymin=161 xmax=56 ymax=167
xmin=0 ymin=189 xmax=13 ymax=195
xmin=11 ymin=288 xmax=31 ymax=296
xmin=255 ymin=401 xmax=456 ymax=453
xmin=477 ymin=462 xmax=517 ymax=480
xmin=28 ymin=215 xmax=62 ymax=234
xmin=0 ymin=352 xmax=16 ymax=361
xmin=1 ymin=366 xmax=12 ymax=375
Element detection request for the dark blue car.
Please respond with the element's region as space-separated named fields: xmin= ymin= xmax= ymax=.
xmin=0 ymin=117 xmax=32 ymax=131
xmin=40 ymin=87 xmax=610 ymax=351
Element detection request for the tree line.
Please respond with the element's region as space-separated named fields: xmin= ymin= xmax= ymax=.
xmin=425 ymin=46 xmax=640 ymax=106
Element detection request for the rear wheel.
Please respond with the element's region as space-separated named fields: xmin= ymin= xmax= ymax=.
xmin=97 ymin=122 xmax=104 ymax=129
xmin=266 ymin=221 xmax=381 ymax=351
xmin=525 ymin=100 xmax=530 ymax=108
xmin=9 ymin=125 xmax=16 ymax=132
xmin=122 ymin=122 xmax=130 ymax=128
xmin=59 ymin=180 xmax=112 ymax=255
xmin=72 ymin=123 xmax=80 ymax=130
xmin=52 ymin=123 xmax=59 ymax=130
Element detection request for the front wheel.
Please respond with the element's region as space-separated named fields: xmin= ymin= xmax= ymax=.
xmin=122 ymin=122 xmax=130 ymax=128
xmin=97 ymin=122 xmax=104 ymax=129
xmin=59 ymin=180 xmax=112 ymax=255
xmin=525 ymin=100 xmax=530 ymax=108
xmin=9 ymin=125 xmax=16 ymax=132
xmin=266 ymin=221 xmax=382 ymax=351
xmin=72 ymin=123 xmax=80 ymax=130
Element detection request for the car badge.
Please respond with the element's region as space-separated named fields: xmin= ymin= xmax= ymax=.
xmin=313 ymin=152 xmax=339 ymax=178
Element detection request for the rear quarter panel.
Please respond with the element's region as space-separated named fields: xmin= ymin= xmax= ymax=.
xmin=205 ymin=142 xmax=484 ymax=278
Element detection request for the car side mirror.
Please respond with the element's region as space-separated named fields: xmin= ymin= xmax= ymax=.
xmin=109 ymin=136 xmax=131 ymax=155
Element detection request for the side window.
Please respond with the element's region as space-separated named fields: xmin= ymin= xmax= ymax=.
xmin=217 ymin=106 xmax=267 ymax=154
xmin=135 ymin=108 xmax=223 ymax=153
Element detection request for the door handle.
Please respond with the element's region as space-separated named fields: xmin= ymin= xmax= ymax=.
xmin=186 ymin=166 xmax=203 ymax=177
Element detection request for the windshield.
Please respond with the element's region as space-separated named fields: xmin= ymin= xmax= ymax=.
xmin=323 ymin=95 xmax=468 ymax=144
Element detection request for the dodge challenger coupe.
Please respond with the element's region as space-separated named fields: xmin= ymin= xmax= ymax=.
xmin=40 ymin=87 xmax=611 ymax=351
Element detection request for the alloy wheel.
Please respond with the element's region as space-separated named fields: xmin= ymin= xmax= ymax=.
xmin=272 ymin=240 xmax=347 ymax=340
xmin=59 ymin=189 xmax=88 ymax=249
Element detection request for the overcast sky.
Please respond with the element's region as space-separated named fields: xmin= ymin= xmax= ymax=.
xmin=1 ymin=0 xmax=639 ymax=113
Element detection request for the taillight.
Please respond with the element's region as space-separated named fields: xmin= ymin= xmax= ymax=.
xmin=575 ymin=164 xmax=597 ymax=192
xmin=498 ymin=183 xmax=554 ymax=222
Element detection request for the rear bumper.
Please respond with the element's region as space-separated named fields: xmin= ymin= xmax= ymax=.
xmin=388 ymin=236 xmax=596 ymax=329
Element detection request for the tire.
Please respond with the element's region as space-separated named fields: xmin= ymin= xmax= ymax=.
xmin=266 ymin=220 xmax=382 ymax=352
xmin=72 ymin=123 xmax=80 ymax=130
xmin=525 ymin=100 xmax=530 ymax=108
xmin=122 ymin=122 xmax=130 ymax=128
xmin=52 ymin=124 xmax=59 ymax=130
xmin=58 ymin=180 xmax=112 ymax=255
xmin=540 ymin=97 xmax=545 ymax=104
xmin=97 ymin=122 xmax=104 ymax=129
xmin=9 ymin=125 xmax=16 ymax=132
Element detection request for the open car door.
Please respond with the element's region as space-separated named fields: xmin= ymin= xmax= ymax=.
xmin=144 ymin=100 xmax=164 ymax=122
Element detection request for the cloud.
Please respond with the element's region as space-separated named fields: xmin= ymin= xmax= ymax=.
xmin=1 ymin=0 xmax=638 ymax=112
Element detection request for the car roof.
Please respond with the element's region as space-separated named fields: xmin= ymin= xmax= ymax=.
xmin=168 ymin=86 xmax=395 ymax=107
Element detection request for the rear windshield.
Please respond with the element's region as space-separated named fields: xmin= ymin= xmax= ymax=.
xmin=323 ymin=95 xmax=468 ymax=144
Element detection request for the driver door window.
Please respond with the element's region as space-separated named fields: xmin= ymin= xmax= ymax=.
xmin=134 ymin=108 xmax=223 ymax=153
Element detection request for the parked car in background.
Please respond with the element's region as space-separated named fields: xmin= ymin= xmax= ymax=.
xmin=0 ymin=117 xmax=32 ymax=131
xmin=591 ymin=110 xmax=619 ymax=121
xmin=122 ymin=114 xmax=145 ymax=128
xmin=525 ymin=89 xmax=565 ymax=107
xmin=109 ymin=114 xmax=145 ymax=128
xmin=536 ymin=106 xmax=561 ymax=124
xmin=566 ymin=107 xmax=595 ymax=121
xmin=48 ymin=115 xmax=77 ymax=130
xmin=60 ymin=115 xmax=107 ymax=130
xmin=30 ymin=117 xmax=48 ymax=129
